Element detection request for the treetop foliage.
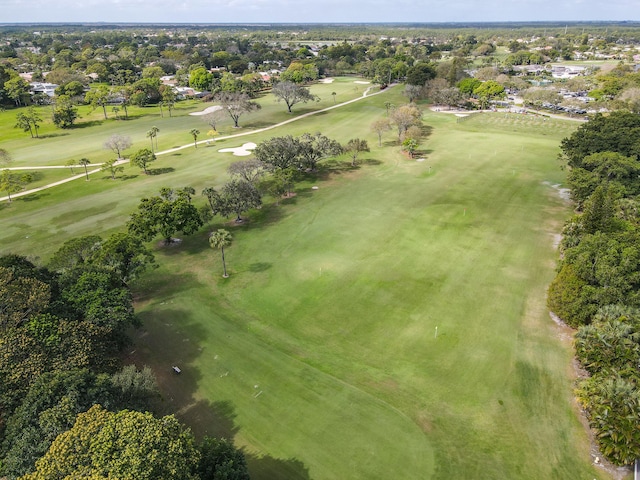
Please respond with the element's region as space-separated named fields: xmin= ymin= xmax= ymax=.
xmin=550 ymin=112 xmax=640 ymax=465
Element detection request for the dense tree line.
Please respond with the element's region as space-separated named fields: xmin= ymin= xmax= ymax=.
xmin=547 ymin=111 xmax=640 ymax=466
xmin=0 ymin=227 xmax=250 ymax=478
xmin=1 ymin=23 xmax=639 ymax=132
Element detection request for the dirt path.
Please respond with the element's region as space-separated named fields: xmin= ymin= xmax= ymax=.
xmin=1 ymin=83 xmax=391 ymax=203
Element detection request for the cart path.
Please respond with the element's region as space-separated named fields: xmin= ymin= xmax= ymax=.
xmin=1 ymin=83 xmax=389 ymax=202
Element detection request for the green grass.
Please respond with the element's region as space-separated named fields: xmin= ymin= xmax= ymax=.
xmin=0 ymin=77 xmax=370 ymax=169
xmin=0 ymin=84 xmax=607 ymax=479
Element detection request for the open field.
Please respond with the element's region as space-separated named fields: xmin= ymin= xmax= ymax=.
xmin=0 ymin=83 xmax=608 ymax=479
xmin=1 ymin=77 xmax=367 ymax=169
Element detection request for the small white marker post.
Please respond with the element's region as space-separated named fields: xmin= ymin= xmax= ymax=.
xmin=435 ymin=326 xmax=438 ymax=339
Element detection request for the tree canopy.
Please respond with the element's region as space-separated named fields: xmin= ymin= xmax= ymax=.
xmin=128 ymin=187 xmax=204 ymax=244
xmin=215 ymin=91 xmax=261 ymax=128
xmin=21 ymin=405 xmax=200 ymax=480
xmin=272 ymin=81 xmax=317 ymax=113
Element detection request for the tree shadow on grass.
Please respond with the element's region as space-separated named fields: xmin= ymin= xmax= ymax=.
xmin=240 ymin=203 xmax=286 ymax=231
xmin=245 ymin=454 xmax=311 ymax=480
xmin=129 ymin=286 xmax=312 ymax=480
xmin=362 ymin=158 xmax=382 ymax=166
xmin=37 ymin=132 xmax=69 ymax=139
xmin=157 ymin=232 xmax=212 ymax=258
xmin=247 ymin=262 xmax=271 ymax=273
xmin=134 ymin=271 xmax=200 ymax=302
xmin=177 ymin=398 xmax=311 ymax=480
xmin=409 ymin=149 xmax=434 ymax=162
xmin=244 ymin=120 xmax=276 ymax=129
xmin=25 ymin=171 xmax=44 ymax=182
xmin=177 ymin=399 xmax=240 ymax=440
xmin=148 ymin=167 xmax=175 ymax=175
xmin=314 ymin=160 xmax=359 ymax=177
xmin=126 ymin=306 xmax=210 ymax=411
xmin=73 ymin=120 xmax=104 ymax=129
xmin=420 ymin=124 xmax=434 ymax=140
xmin=20 ymin=192 xmax=49 ymax=202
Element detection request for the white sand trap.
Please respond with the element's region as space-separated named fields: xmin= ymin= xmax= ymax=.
xmin=416 ymin=158 xmax=426 ymax=162
xmin=190 ymin=105 xmax=223 ymax=116
xmin=218 ymin=142 xmax=257 ymax=156
xmin=455 ymin=113 xmax=469 ymax=117
xmin=319 ymin=78 xmax=334 ymax=83
xmin=354 ymin=80 xmax=370 ymax=84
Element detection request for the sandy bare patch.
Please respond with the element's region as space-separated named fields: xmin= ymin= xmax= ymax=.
xmin=354 ymin=80 xmax=370 ymax=84
xmin=429 ymin=106 xmax=473 ymax=115
xmin=156 ymin=238 xmax=183 ymax=248
xmin=189 ymin=105 xmax=223 ymax=116
xmin=319 ymin=78 xmax=334 ymax=83
xmin=416 ymin=158 xmax=426 ymax=162
xmin=218 ymin=142 xmax=257 ymax=156
xmin=543 ymin=181 xmax=572 ymax=202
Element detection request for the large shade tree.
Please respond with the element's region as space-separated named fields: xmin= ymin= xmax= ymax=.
xmin=203 ymin=180 xmax=262 ymax=223
xmin=254 ymin=135 xmax=301 ymax=170
xmin=272 ymin=81 xmax=317 ymax=113
xmin=52 ymin=95 xmax=78 ymax=129
xmin=215 ymin=91 xmax=261 ymax=128
xmin=20 ymin=405 xmax=200 ymax=480
xmin=130 ymin=148 xmax=156 ymax=174
xmin=128 ymin=188 xmax=203 ymax=244
xmin=297 ymin=133 xmax=343 ymax=170
xmin=228 ymin=158 xmax=267 ymax=185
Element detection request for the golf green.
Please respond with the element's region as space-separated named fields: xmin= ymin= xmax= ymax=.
xmin=0 ymin=85 xmax=605 ymax=479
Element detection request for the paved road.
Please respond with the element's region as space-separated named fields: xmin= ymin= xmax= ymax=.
xmin=1 ymin=83 xmax=387 ymax=203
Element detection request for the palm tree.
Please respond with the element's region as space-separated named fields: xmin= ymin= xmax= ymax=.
xmin=190 ymin=129 xmax=200 ymax=148
xmin=146 ymin=129 xmax=155 ymax=153
xmin=147 ymin=126 xmax=159 ymax=152
xmin=79 ymin=158 xmax=91 ymax=181
xmin=209 ymin=229 xmax=232 ymax=278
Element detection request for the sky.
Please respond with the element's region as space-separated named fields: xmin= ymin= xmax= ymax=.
xmin=0 ymin=0 xmax=637 ymax=24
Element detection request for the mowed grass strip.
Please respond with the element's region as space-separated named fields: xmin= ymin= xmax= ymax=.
xmin=134 ymin=107 xmax=600 ymax=477
xmin=0 ymin=87 xmax=603 ymax=479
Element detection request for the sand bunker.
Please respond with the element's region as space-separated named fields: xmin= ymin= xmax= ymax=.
xmin=190 ymin=105 xmax=223 ymax=116
xmin=354 ymin=80 xmax=370 ymax=84
xmin=319 ymin=78 xmax=335 ymax=83
xmin=218 ymin=142 xmax=257 ymax=156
